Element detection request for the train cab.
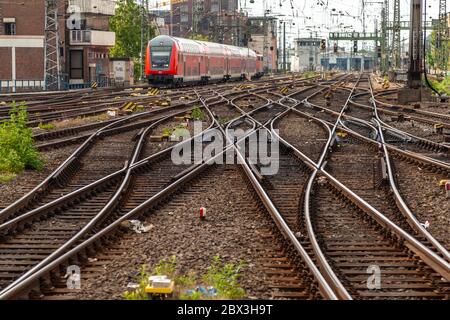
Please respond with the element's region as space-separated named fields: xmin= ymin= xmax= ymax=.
xmin=146 ymin=35 xmax=178 ymax=85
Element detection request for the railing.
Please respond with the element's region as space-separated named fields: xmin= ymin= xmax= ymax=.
xmin=0 ymin=80 xmax=45 ymax=93
xmin=70 ymin=30 xmax=115 ymax=46
xmin=70 ymin=30 xmax=91 ymax=44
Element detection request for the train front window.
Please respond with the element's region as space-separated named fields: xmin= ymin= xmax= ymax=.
xmin=151 ymin=46 xmax=172 ymax=69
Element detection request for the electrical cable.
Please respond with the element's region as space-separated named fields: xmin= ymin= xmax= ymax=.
xmin=423 ymin=0 xmax=441 ymax=95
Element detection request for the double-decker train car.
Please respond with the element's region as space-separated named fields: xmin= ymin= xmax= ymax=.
xmin=145 ymin=35 xmax=264 ymax=86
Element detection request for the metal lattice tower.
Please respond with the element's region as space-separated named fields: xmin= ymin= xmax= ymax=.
xmin=192 ymin=0 xmax=203 ymax=36
xmin=392 ymin=0 xmax=401 ymax=69
xmin=437 ymin=0 xmax=448 ymax=71
xmin=44 ymin=0 xmax=61 ymax=90
xmin=139 ymin=0 xmax=150 ymax=81
xmin=381 ymin=0 xmax=389 ymax=74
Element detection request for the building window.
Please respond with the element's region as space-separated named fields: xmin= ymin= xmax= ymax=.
xmin=5 ymin=22 xmax=16 ymax=35
xmin=181 ymin=14 xmax=189 ymax=23
xmin=70 ymin=50 xmax=84 ymax=79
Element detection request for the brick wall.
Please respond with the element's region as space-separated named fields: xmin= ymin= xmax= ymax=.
xmin=1 ymin=0 xmax=45 ymax=36
xmin=16 ymin=47 xmax=44 ymax=79
xmin=0 ymin=47 xmax=12 ymax=78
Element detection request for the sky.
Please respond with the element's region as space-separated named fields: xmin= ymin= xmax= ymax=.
xmin=149 ymin=0 xmax=448 ymax=48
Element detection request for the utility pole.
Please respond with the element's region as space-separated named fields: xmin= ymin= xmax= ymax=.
xmin=44 ymin=0 xmax=61 ymax=91
xmin=392 ymin=0 xmax=401 ymax=69
xmin=139 ymin=2 xmax=145 ymax=81
xmin=408 ymin=0 xmax=422 ymax=89
xmin=283 ymin=21 xmax=286 ymax=73
xmin=437 ymin=0 xmax=448 ymax=72
xmin=380 ymin=2 xmax=389 ymax=73
xmin=192 ymin=0 xmax=203 ymax=36
xmin=263 ymin=6 xmax=269 ymax=73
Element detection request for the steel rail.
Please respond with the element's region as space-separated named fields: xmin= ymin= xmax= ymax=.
xmin=0 ymin=99 xmax=207 ymax=222
xmin=367 ymin=77 xmax=450 ymax=263
xmin=0 ymin=105 xmax=219 ymax=297
xmin=0 ymin=99 xmax=289 ymax=300
xmin=218 ymin=104 xmax=339 ymax=300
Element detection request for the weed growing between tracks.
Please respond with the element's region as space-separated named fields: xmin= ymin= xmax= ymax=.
xmin=123 ymin=256 xmax=246 ymax=300
xmin=191 ymin=106 xmax=205 ymax=121
xmin=0 ymin=104 xmax=42 ymax=183
xmin=38 ymin=122 xmax=56 ymax=130
xmin=429 ymin=76 xmax=450 ymax=96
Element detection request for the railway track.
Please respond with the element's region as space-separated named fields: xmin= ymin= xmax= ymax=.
xmin=68 ymin=164 xmax=322 ymax=300
xmin=3 ymin=72 xmax=447 ymax=300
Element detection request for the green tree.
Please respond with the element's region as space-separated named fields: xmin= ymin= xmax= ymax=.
xmin=109 ymin=0 xmax=156 ymax=81
xmin=427 ymin=29 xmax=449 ymax=73
xmin=189 ymin=34 xmax=210 ymax=42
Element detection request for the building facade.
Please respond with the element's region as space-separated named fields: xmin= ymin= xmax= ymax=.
xmin=170 ymin=0 xmax=245 ymax=46
xmin=247 ymin=16 xmax=278 ymax=73
xmin=0 ymin=0 xmax=48 ymax=91
xmin=290 ymin=38 xmax=321 ymax=72
xmin=65 ymin=0 xmax=115 ymax=86
xmin=0 ymin=0 xmax=115 ymax=92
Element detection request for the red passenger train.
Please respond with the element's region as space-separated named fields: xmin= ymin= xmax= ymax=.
xmin=145 ymin=35 xmax=264 ymax=86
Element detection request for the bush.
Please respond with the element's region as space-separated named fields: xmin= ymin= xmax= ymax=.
xmin=430 ymin=76 xmax=450 ymax=95
xmin=123 ymin=265 xmax=150 ymax=300
xmin=191 ymin=106 xmax=205 ymax=121
xmin=38 ymin=122 xmax=56 ymax=130
xmin=0 ymin=104 xmax=43 ymax=181
xmin=202 ymin=256 xmax=246 ymax=299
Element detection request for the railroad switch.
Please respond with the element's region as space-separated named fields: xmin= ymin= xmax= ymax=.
xmin=122 ymin=101 xmax=137 ymax=113
xmin=154 ymin=99 xmax=171 ymax=107
xmin=434 ymin=124 xmax=444 ymax=134
xmin=145 ymin=275 xmax=174 ymax=299
xmin=439 ymin=180 xmax=450 ymax=187
xmin=148 ymin=88 xmax=160 ymax=96
xmin=280 ymin=87 xmax=289 ymax=95
xmin=337 ymin=131 xmax=348 ymax=139
xmin=150 ymin=136 xmax=165 ymax=142
xmin=397 ymin=114 xmax=405 ymax=122
xmin=446 ymin=182 xmax=450 ymax=198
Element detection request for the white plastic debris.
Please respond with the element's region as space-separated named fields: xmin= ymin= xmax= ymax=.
xmin=127 ymin=282 xmax=140 ymax=290
xmin=149 ymin=275 xmax=172 ymax=288
xmin=128 ymin=220 xmax=153 ymax=234
xmin=420 ymin=221 xmax=430 ymax=229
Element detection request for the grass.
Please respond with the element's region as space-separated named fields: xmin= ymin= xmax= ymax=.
xmin=45 ymin=113 xmax=111 ymax=130
xmin=201 ymin=256 xmax=246 ymax=300
xmin=0 ymin=172 xmax=17 ymax=184
xmin=0 ymin=104 xmax=42 ymax=184
xmin=122 ymin=255 xmax=246 ymax=300
xmin=191 ymin=106 xmax=205 ymax=121
xmin=429 ymin=76 xmax=450 ymax=96
xmin=123 ymin=265 xmax=150 ymax=300
xmin=218 ymin=116 xmax=236 ymax=125
xmin=38 ymin=122 xmax=56 ymax=130
xmin=302 ymin=71 xmax=318 ymax=79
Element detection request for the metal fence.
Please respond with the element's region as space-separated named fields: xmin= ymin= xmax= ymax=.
xmin=0 ymin=80 xmax=45 ymax=93
xmin=0 ymin=77 xmax=132 ymax=94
